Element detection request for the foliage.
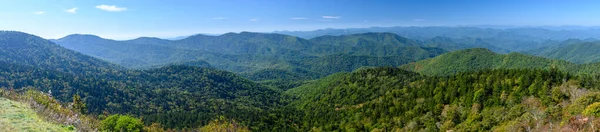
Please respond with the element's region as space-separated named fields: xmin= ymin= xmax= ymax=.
xmin=0 ymin=31 xmax=295 ymax=130
xmin=199 ymin=116 xmax=250 ymax=132
xmin=583 ymin=102 xmax=600 ymax=117
xmin=101 ymin=114 xmax=144 ymax=132
xmin=288 ymin=67 xmax=594 ymax=131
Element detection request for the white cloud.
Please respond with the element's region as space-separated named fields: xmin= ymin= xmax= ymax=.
xmin=34 ymin=11 xmax=45 ymax=15
xmin=212 ymin=17 xmax=227 ymax=20
xmin=413 ymin=19 xmax=426 ymax=22
xmin=96 ymin=5 xmax=127 ymax=12
xmin=291 ymin=17 xmax=308 ymax=20
xmin=65 ymin=8 xmax=78 ymax=13
xmin=250 ymin=18 xmax=259 ymax=21
xmin=322 ymin=16 xmax=340 ymax=19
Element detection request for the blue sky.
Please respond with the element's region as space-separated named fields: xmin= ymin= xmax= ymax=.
xmin=1 ymin=0 xmax=600 ymax=39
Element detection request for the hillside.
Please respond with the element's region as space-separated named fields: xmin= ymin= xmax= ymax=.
xmin=0 ymin=31 xmax=296 ymax=130
xmin=527 ymin=41 xmax=600 ymax=64
xmin=399 ymin=48 xmax=600 ymax=76
xmin=287 ymin=67 xmax=600 ymax=131
xmin=0 ymin=31 xmax=121 ymax=75
xmin=308 ymin=33 xmax=445 ymax=58
xmin=423 ymin=36 xmax=510 ymax=53
xmin=53 ymin=32 xmax=447 ymax=89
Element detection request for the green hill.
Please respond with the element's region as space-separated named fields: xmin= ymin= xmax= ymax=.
xmin=0 ymin=31 xmax=295 ymax=130
xmin=54 ymin=32 xmax=445 ymax=72
xmin=309 ymin=33 xmax=445 ymax=59
xmin=400 ymin=48 xmax=600 ymax=76
xmin=54 ymin=32 xmax=447 ymax=90
xmin=0 ymin=31 xmax=121 ymax=75
xmin=527 ymin=41 xmax=600 ymax=64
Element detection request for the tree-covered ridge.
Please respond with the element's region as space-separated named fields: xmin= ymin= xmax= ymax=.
xmin=276 ymin=26 xmax=600 ymax=52
xmin=0 ymin=31 xmax=298 ymax=130
xmin=276 ymin=26 xmax=600 ymax=40
xmin=423 ymin=36 xmax=509 ymax=53
xmin=308 ymin=33 xmax=445 ymax=58
xmin=54 ymin=31 xmax=447 ymax=90
xmin=0 ymin=31 xmax=121 ymax=76
xmin=288 ymin=67 xmax=600 ymax=131
xmin=0 ymin=61 xmax=296 ymax=130
xmin=54 ymin=32 xmax=445 ymax=71
xmin=526 ymin=40 xmax=600 ymax=64
xmin=400 ymin=48 xmax=600 ymax=76
xmin=309 ymin=32 xmax=419 ymax=47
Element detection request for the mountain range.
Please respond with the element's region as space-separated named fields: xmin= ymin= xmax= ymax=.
xmin=4 ymin=26 xmax=600 ymax=131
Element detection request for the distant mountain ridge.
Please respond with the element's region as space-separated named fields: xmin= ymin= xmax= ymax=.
xmin=276 ymin=26 xmax=600 ymax=52
xmin=53 ymin=32 xmax=448 ymax=86
xmin=526 ymin=40 xmax=600 ymax=64
xmin=400 ymin=48 xmax=600 ymax=76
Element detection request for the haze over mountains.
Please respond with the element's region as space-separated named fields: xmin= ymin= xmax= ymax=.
xmin=5 ymin=25 xmax=600 ymax=131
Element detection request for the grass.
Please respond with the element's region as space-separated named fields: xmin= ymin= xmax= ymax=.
xmin=0 ymin=97 xmax=74 ymax=132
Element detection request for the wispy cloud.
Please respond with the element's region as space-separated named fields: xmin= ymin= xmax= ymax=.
xmin=212 ymin=17 xmax=227 ymax=20
xmin=96 ymin=5 xmax=127 ymax=12
xmin=322 ymin=16 xmax=341 ymax=19
xmin=65 ymin=8 xmax=78 ymax=13
xmin=250 ymin=18 xmax=259 ymax=21
xmin=413 ymin=19 xmax=426 ymax=22
xmin=34 ymin=11 xmax=45 ymax=15
xmin=291 ymin=17 xmax=308 ymax=20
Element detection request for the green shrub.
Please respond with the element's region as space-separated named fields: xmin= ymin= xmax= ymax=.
xmin=101 ymin=114 xmax=143 ymax=132
xmin=583 ymin=102 xmax=600 ymax=117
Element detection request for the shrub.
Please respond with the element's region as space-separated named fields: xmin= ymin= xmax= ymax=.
xmin=583 ymin=102 xmax=600 ymax=117
xmin=101 ymin=114 xmax=143 ymax=132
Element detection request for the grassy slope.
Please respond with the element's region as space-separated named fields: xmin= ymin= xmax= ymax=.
xmin=0 ymin=97 xmax=72 ymax=132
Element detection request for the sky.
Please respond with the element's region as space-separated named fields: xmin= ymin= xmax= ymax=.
xmin=1 ymin=0 xmax=600 ymax=40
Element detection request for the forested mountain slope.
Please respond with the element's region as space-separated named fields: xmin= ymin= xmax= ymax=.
xmin=55 ymin=32 xmax=444 ymax=70
xmin=400 ymin=48 xmax=600 ymax=76
xmin=287 ymin=67 xmax=600 ymax=131
xmin=53 ymin=32 xmax=447 ymax=89
xmin=0 ymin=31 xmax=121 ymax=75
xmin=0 ymin=31 xmax=296 ymax=130
xmin=527 ymin=40 xmax=600 ymax=64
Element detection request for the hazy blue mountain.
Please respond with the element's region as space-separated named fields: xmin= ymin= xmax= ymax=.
xmin=276 ymin=26 xmax=600 ymax=52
